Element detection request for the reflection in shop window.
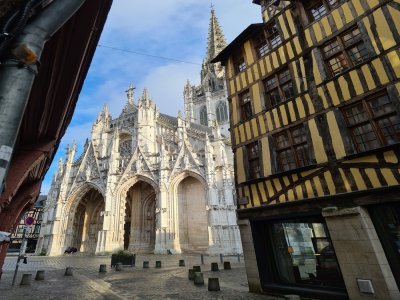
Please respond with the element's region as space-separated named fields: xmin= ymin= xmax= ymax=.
xmin=268 ymin=219 xmax=345 ymax=288
xmin=369 ymin=203 xmax=400 ymax=288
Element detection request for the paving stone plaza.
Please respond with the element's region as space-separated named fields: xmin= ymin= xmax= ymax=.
xmin=0 ymin=254 xmax=281 ymax=299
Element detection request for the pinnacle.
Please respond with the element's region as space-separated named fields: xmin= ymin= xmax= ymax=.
xmin=206 ymin=6 xmax=227 ymax=63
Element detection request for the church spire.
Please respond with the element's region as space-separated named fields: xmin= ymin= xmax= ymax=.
xmin=206 ymin=5 xmax=227 ymax=63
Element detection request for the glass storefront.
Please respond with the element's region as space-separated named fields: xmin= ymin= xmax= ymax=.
xmin=252 ymin=215 xmax=346 ymax=297
xmin=369 ymin=202 xmax=400 ymax=289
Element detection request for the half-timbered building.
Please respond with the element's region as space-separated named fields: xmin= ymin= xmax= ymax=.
xmin=213 ymin=0 xmax=400 ymax=298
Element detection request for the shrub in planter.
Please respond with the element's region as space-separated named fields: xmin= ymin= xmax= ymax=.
xmin=111 ymin=250 xmax=135 ymax=267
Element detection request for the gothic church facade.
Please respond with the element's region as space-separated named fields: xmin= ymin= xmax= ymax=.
xmin=37 ymin=9 xmax=242 ymax=256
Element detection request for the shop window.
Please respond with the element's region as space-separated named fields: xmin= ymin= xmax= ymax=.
xmin=216 ymin=101 xmax=228 ymax=123
xmin=246 ymin=142 xmax=262 ymax=179
xmin=263 ymin=67 xmax=295 ymax=108
xmin=239 ymin=90 xmax=253 ymax=121
xmin=322 ymin=26 xmax=369 ymax=76
xmin=274 ymin=125 xmax=309 ymax=172
xmin=342 ymin=93 xmax=400 ymax=152
xmin=304 ymin=0 xmax=343 ymax=22
xmin=253 ymin=21 xmax=282 ymax=58
xmin=200 ymin=106 xmax=208 ymax=126
xmin=252 ymin=216 xmax=346 ymax=291
xmin=369 ymin=203 xmax=400 ymax=289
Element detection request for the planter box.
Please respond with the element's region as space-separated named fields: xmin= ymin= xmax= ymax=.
xmin=111 ymin=254 xmax=135 ymax=267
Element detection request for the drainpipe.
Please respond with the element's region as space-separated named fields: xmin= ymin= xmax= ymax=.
xmin=0 ymin=0 xmax=87 ymax=189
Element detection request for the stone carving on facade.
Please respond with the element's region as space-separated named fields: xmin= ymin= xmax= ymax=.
xmin=38 ymin=8 xmax=242 ymax=257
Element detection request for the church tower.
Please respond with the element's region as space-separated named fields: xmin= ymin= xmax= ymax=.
xmin=184 ymin=6 xmax=229 ymax=138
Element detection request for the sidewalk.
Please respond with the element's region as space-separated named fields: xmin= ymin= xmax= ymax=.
xmin=0 ymin=254 xmax=282 ymax=300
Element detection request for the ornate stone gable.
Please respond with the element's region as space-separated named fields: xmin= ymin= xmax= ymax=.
xmin=38 ymin=7 xmax=242 ymax=257
xmin=169 ymin=139 xmax=204 ymax=180
xmin=117 ymin=146 xmax=157 ymax=190
xmin=70 ymin=143 xmax=105 ymax=192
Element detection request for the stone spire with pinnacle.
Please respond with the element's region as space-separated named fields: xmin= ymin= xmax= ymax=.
xmin=202 ymin=5 xmax=227 ymax=81
xmin=206 ymin=5 xmax=227 ymax=63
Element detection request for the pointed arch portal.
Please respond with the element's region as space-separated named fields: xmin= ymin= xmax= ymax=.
xmin=69 ymin=188 xmax=105 ymax=254
xmin=124 ymin=181 xmax=157 ymax=252
xmin=177 ymin=176 xmax=209 ymax=252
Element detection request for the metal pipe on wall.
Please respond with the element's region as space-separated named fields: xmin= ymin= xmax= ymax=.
xmin=0 ymin=0 xmax=87 ymax=189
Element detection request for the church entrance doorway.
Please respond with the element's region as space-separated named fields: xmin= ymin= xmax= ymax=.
xmin=125 ymin=181 xmax=156 ymax=252
xmin=177 ymin=176 xmax=209 ymax=252
xmin=70 ymin=188 xmax=104 ymax=254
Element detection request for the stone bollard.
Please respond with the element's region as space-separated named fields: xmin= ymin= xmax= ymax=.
xmin=193 ymin=265 xmax=201 ymax=272
xmin=208 ymin=278 xmax=220 ymax=291
xmin=188 ymin=268 xmax=195 ymax=280
xmin=143 ymin=261 xmax=149 ymax=268
xmin=116 ymin=262 xmax=123 ymax=271
xmin=64 ymin=267 xmax=73 ymax=276
xmin=223 ymin=261 xmax=231 ymax=270
xmin=99 ymin=264 xmax=107 ymax=273
xmin=284 ymin=295 xmax=301 ymax=300
xmin=155 ymin=261 xmax=162 ymax=268
xmin=35 ymin=270 xmax=45 ymax=281
xmin=208 ymin=278 xmax=221 ymax=292
xmin=179 ymin=259 xmax=185 ymax=267
xmin=211 ymin=262 xmax=219 ymax=271
xmin=193 ymin=272 xmax=204 ymax=286
xmin=20 ymin=274 xmax=32 ymax=286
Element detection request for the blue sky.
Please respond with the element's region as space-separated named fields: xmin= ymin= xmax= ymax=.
xmin=40 ymin=1 xmax=261 ymax=194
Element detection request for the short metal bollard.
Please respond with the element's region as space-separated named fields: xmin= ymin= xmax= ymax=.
xmin=201 ymin=254 xmax=204 ymax=265
xmin=64 ymin=267 xmax=73 ymax=276
xmin=194 ymin=272 xmax=204 ymax=286
xmin=188 ymin=268 xmax=195 ymax=280
xmin=208 ymin=278 xmax=220 ymax=291
xmin=224 ymin=261 xmax=231 ymax=270
xmin=143 ymin=261 xmax=149 ymax=268
xmin=99 ymin=264 xmax=107 ymax=273
xmin=35 ymin=270 xmax=45 ymax=281
xmin=219 ymin=254 xmax=223 ymax=264
xmin=155 ymin=261 xmax=162 ymax=268
xmin=20 ymin=273 xmax=32 ymax=285
xmin=211 ymin=262 xmax=219 ymax=271
xmin=179 ymin=259 xmax=185 ymax=267
xmin=193 ymin=265 xmax=201 ymax=272
xmin=237 ymin=254 xmax=241 ymax=263
xmin=116 ymin=262 xmax=123 ymax=271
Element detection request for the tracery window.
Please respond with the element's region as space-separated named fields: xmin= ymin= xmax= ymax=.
xmin=216 ymin=101 xmax=228 ymax=123
xmin=200 ymin=106 xmax=208 ymax=126
xmin=119 ymin=139 xmax=132 ymax=157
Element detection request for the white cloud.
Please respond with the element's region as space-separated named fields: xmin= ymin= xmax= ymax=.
xmin=60 ymin=122 xmax=93 ymax=148
xmin=42 ymin=1 xmax=262 ymax=190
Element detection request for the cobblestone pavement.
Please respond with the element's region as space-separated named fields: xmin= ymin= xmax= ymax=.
xmin=0 ymin=254 xmax=283 ymax=300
